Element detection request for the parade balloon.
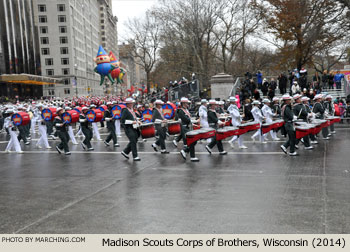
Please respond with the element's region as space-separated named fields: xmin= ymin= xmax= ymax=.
xmin=109 ymin=51 xmax=125 ymax=84
xmin=94 ymin=45 xmax=115 ymax=86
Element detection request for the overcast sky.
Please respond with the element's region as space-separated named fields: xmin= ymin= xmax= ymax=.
xmin=112 ymin=0 xmax=157 ymax=43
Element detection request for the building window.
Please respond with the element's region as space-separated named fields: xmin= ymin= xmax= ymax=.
xmin=38 ymin=5 xmax=46 ymax=12
xmin=58 ymin=15 xmax=66 ymax=22
xmin=41 ymin=48 xmax=50 ymax=55
xmin=100 ymin=19 xmax=104 ymax=23
xmin=64 ymin=79 xmax=70 ymax=85
xmin=57 ymin=4 xmax=65 ymax=12
xmin=100 ymin=6 xmax=104 ymax=11
xmin=61 ymin=58 xmax=69 ymax=65
xmin=48 ymin=90 xmax=55 ymax=96
xmin=59 ymin=36 xmax=68 ymax=44
xmin=62 ymin=68 xmax=70 ymax=75
xmin=101 ymin=25 xmax=104 ymax=29
xmin=60 ymin=47 xmax=68 ymax=54
xmin=100 ymin=13 xmax=104 ymax=18
xmin=45 ymin=58 xmax=54 ymax=66
xmin=102 ymin=37 xmax=105 ymax=41
xmin=46 ymin=69 xmax=54 ymax=76
xmin=59 ymin=26 xmax=67 ymax=33
xmin=39 ymin=16 xmax=47 ymax=23
xmin=40 ymin=26 xmax=48 ymax=34
xmin=64 ymin=88 xmax=70 ymax=94
xmin=101 ymin=31 xmax=105 ymax=35
xmin=40 ymin=37 xmax=49 ymax=44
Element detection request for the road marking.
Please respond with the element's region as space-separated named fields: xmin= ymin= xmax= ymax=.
xmin=0 ymin=150 xmax=285 ymax=155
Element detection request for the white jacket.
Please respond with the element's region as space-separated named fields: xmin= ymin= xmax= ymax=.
xmin=251 ymin=106 xmax=264 ymax=123
xmin=198 ymin=105 xmax=209 ymax=128
xmin=227 ymin=104 xmax=241 ymax=127
xmin=262 ymin=104 xmax=274 ymax=123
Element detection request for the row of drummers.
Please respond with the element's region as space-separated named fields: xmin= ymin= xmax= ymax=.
xmin=4 ymin=93 xmax=341 ymax=159
xmin=172 ymin=94 xmax=340 ymax=160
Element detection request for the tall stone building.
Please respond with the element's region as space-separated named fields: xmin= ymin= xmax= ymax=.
xmin=32 ymin=0 xmax=118 ymax=98
xmin=99 ymin=0 xmax=118 ymax=54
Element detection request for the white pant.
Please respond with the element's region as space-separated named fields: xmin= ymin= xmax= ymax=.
xmin=68 ymin=125 xmax=78 ymax=144
xmin=31 ymin=119 xmax=36 ymax=133
xmin=229 ymin=135 xmax=244 ymax=147
xmin=76 ymin=127 xmax=83 ymax=136
xmin=252 ymin=128 xmax=266 ymax=142
xmin=6 ymin=130 xmax=22 ymax=152
xmin=266 ymin=118 xmax=276 ymax=139
xmin=37 ymin=124 xmax=50 ymax=148
xmin=92 ymin=122 xmax=101 ymax=140
xmin=115 ymin=120 xmax=121 ymax=136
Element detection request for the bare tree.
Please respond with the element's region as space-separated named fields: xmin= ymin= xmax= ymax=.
xmin=126 ymin=10 xmax=161 ymax=92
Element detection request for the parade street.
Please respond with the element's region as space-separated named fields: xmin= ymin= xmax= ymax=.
xmin=0 ymin=126 xmax=350 ymax=234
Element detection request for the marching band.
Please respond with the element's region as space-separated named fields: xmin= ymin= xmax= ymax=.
xmin=0 ymin=93 xmax=342 ymax=160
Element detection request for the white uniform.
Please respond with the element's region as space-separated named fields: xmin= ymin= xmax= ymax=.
xmin=251 ymin=106 xmax=266 ymax=142
xmin=4 ymin=117 xmax=22 ymax=153
xmin=115 ymin=119 xmax=121 ymax=137
xmin=31 ymin=108 xmax=38 ymax=133
xmin=67 ymin=124 xmax=78 ymax=144
xmin=198 ymin=105 xmax=209 ymax=128
xmin=227 ymin=104 xmax=246 ymax=147
xmin=262 ymin=104 xmax=277 ymax=140
xmin=92 ymin=122 xmax=102 ymax=140
xmin=36 ymin=116 xmax=51 ymax=149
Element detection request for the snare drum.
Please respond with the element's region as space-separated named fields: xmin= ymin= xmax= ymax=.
xmin=186 ymin=130 xmax=203 ymax=146
xmin=271 ymin=119 xmax=285 ymax=130
xmin=216 ymin=126 xmax=240 ymax=141
xmin=197 ymin=128 xmax=216 ymax=140
xmin=295 ymin=125 xmax=312 ymax=139
xmin=239 ymin=121 xmax=260 ymax=134
xmin=167 ymin=120 xmax=181 ymax=135
xmin=140 ymin=123 xmax=156 ymax=138
xmin=261 ymin=122 xmax=273 ymax=134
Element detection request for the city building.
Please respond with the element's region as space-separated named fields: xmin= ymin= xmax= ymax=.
xmin=0 ymin=0 xmax=61 ymax=99
xmin=33 ymin=0 xmax=118 ymax=98
xmin=99 ymin=0 xmax=118 ymax=55
xmin=119 ymin=43 xmax=147 ymax=93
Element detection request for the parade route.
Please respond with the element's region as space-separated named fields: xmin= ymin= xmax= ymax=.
xmin=0 ymin=126 xmax=349 ymax=234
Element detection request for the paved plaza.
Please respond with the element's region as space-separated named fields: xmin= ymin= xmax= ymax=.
xmin=0 ymin=126 xmax=350 ymax=234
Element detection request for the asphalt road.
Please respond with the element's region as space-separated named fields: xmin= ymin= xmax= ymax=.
xmin=0 ymin=125 xmax=349 ymax=234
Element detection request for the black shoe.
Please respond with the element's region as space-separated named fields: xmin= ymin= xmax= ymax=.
xmin=104 ymin=140 xmax=110 ymax=146
xmin=205 ymin=145 xmax=212 ymax=154
xmin=161 ymin=150 xmax=169 ymax=154
xmin=65 ymin=152 xmax=71 ymax=155
xmin=114 ymin=143 xmax=120 ymax=147
xmin=219 ymin=151 xmax=227 ymax=155
xmin=191 ymin=157 xmax=199 ymax=162
xmin=180 ymin=150 xmax=186 ymax=160
xmin=121 ymin=151 xmax=129 ymax=159
xmin=133 ymin=157 xmax=141 ymax=161
xmin=88 ymin=147 xmax=94 ymax=151
xmin=55 ymin=146 xmax=62 ymax=154
xmin=81 ymin=143 xmax=87 ymax=150
xmin=152 ymin=143 xmax=158 ymax=152
xmin=280 ymin=145 xmax=287 ymax=154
